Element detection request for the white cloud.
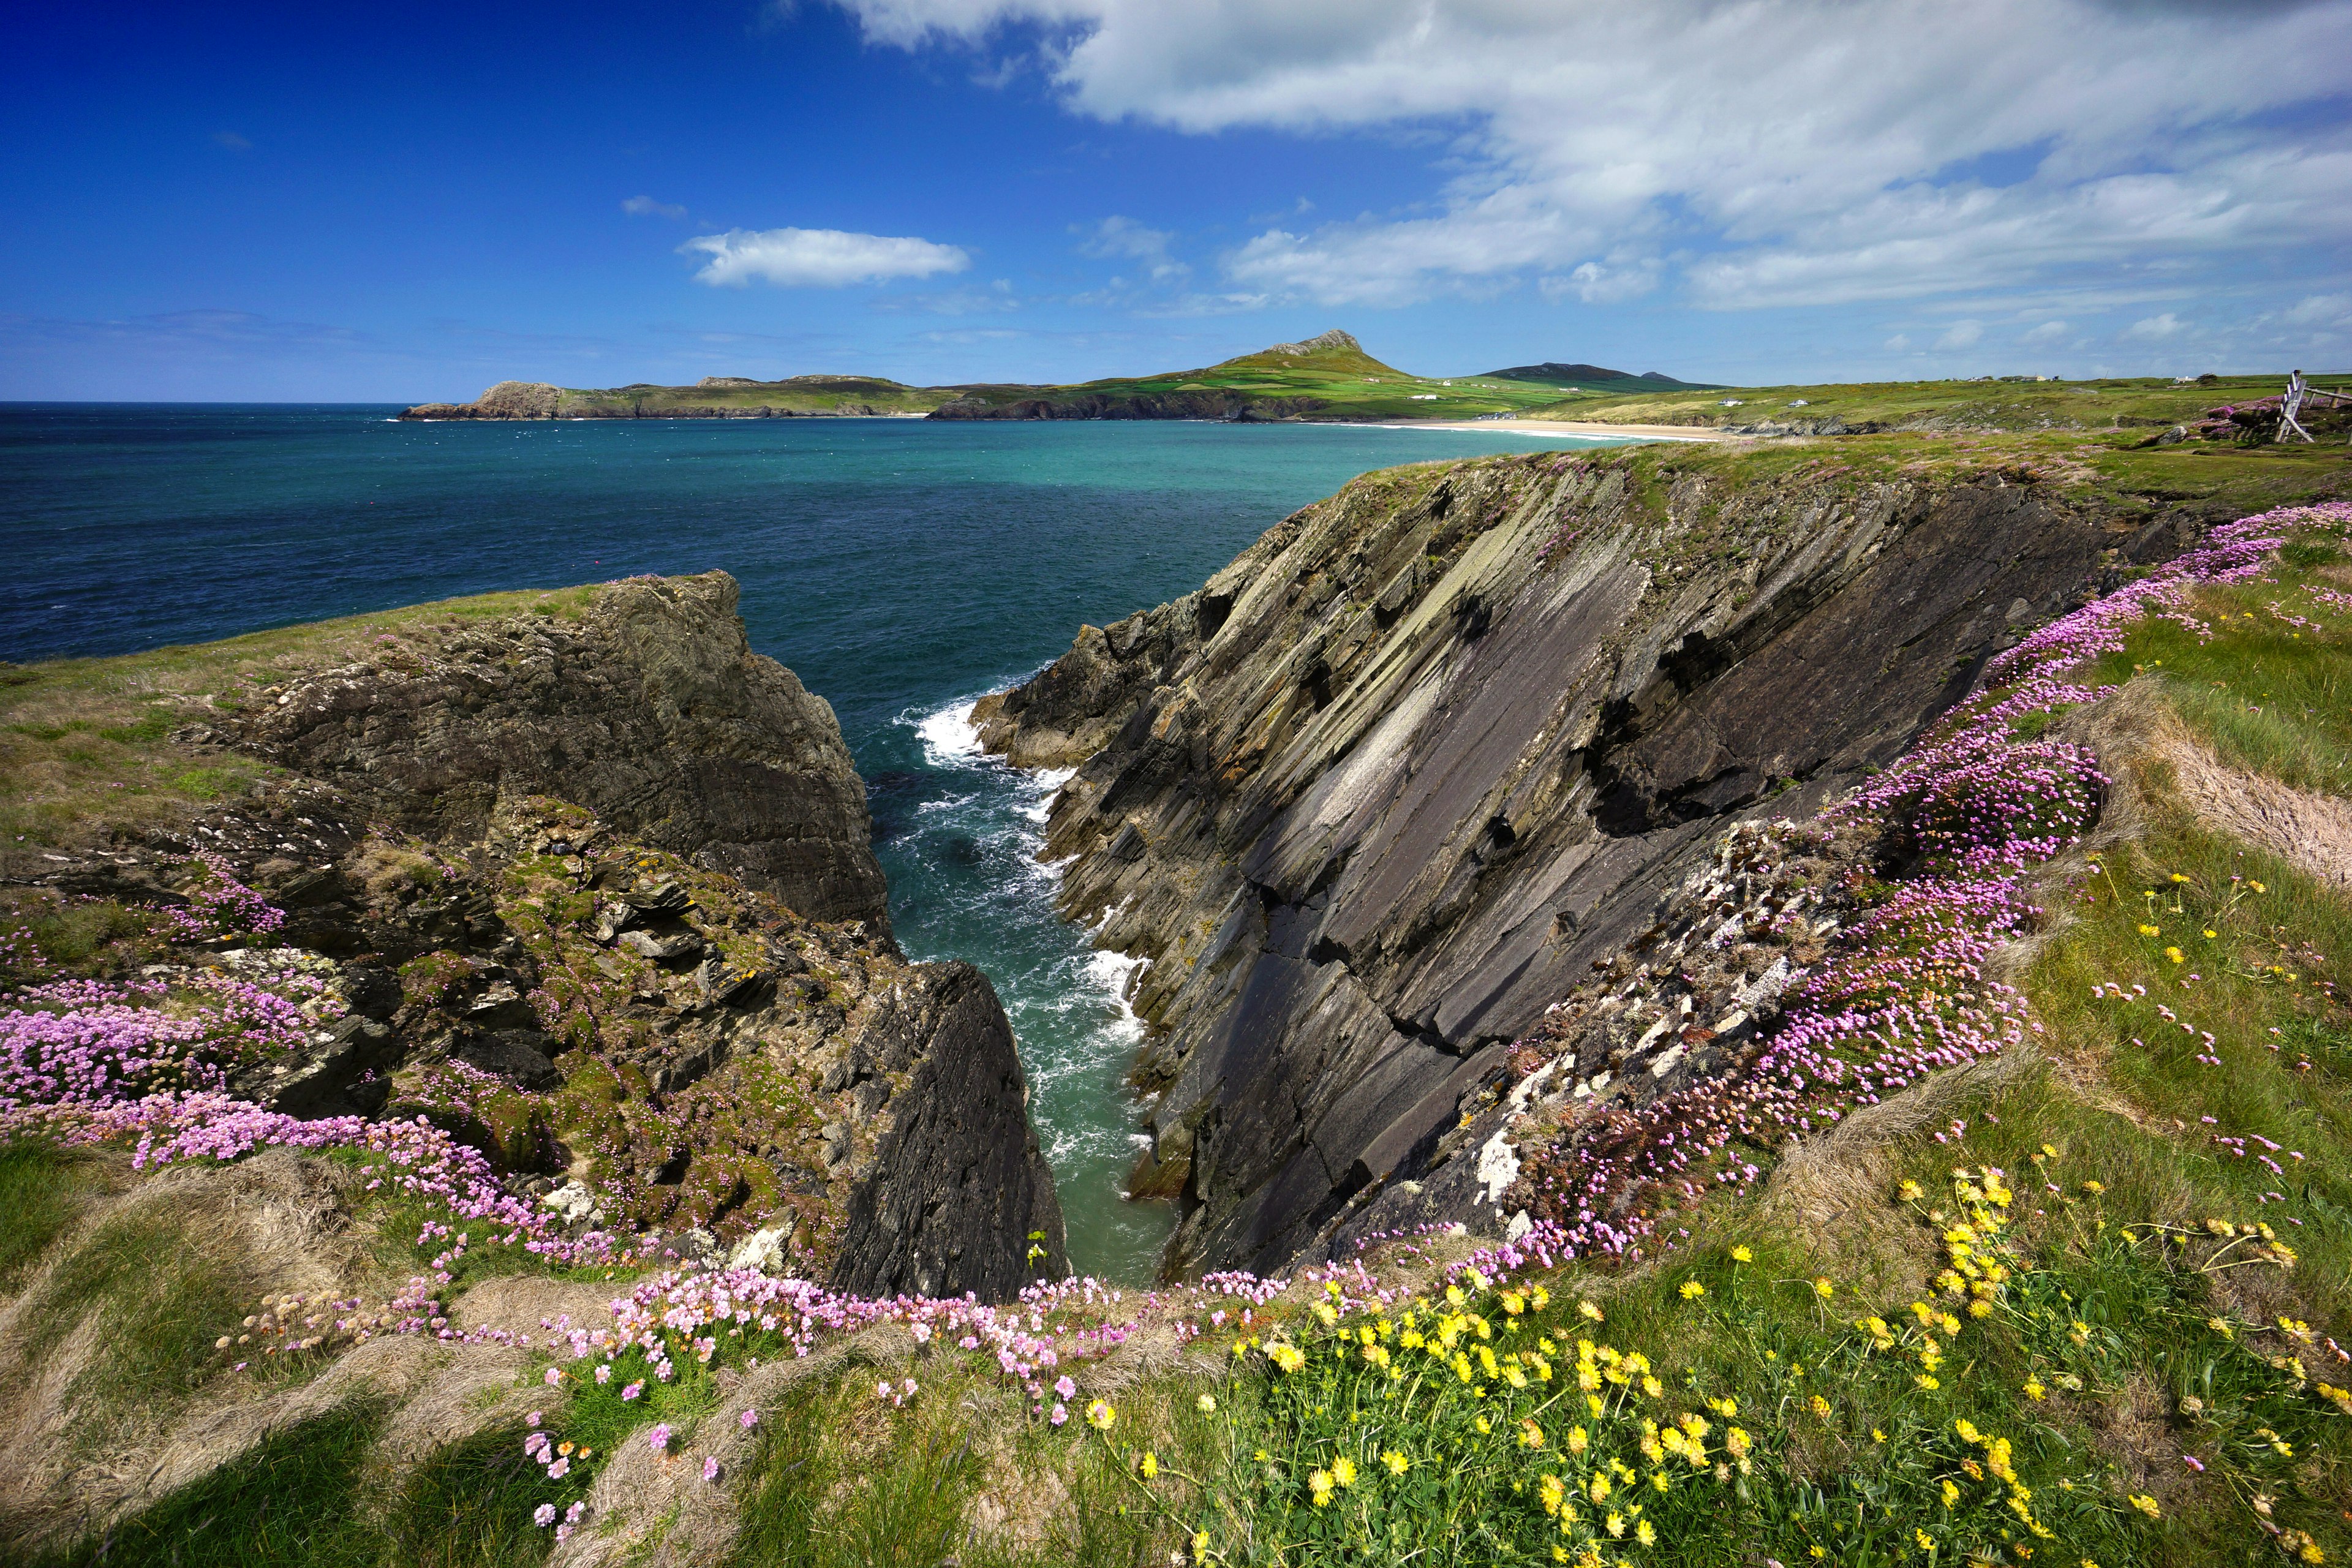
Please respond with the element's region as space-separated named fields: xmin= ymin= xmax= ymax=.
xmin=1079 ymin=216 xmax=1188 ymax=280
xmin=833 ymin=0 xmax=2352 ymax=312
xmin=624 ymin=195 xmax=688 ymax=219
xmin=1885 ymin=333 xmax=1912 ymax=351
xmin=1540 ymin=260 xmax=1659 ymax=305
xmin=2280 ymin=293 xmax=2351 ymax=327
xmin=681 ymin=227 xmax=971 ymax=287
xmin=1935 ymin=320 xmax=1983 ymax=350
xmin=2126 ymin=312 xmax=2185 ymax=340
xmin=2021 ymin=319 xmax=2069 ymax=344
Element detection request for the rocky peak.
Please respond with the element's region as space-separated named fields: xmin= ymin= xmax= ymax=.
xmin=1259 ymin=328 xmax=1362 ymax=357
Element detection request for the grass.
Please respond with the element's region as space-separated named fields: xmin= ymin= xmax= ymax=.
xmin=30 ymin=1403 xmax=390 ymax=1568
xmin=0 ymin=1139 xmax=104 ymax=1291
xmin=0 ymin=581 xmax=604 ymax=847
xmin=23 ymin=1210 xmax=259 ymax=1449
xmin=1534 ymin=371 xmax=2352 ymax=434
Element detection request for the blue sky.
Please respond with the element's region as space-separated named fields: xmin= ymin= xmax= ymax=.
xmin=4 ymin=1 xmax=2348 ymax=400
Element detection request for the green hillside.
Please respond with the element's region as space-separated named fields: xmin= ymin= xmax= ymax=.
xmin=1521 ymin=372 xmax=2352 ymax=432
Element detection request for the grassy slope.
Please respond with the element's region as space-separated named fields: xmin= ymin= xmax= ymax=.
xmin=553 ymin=379 xmax=970 ymax=417
xmin=0 ymin=582 xmax=603 ymax=850
xmin=7 ymin=434 xmax=2351 ymax=1567
xmin=1530 ymin=372 xmax=2352 ymax=432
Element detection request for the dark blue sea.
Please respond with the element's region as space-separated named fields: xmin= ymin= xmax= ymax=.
xmin=0 ymin=404 xmax=1636 ymax=1278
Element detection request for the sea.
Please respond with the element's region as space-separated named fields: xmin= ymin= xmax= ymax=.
xmin=0 ymin=404 xmax=1639 ymax=1280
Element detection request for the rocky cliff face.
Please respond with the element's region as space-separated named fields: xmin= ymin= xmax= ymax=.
xmin=975 ymin=446 xmax=2209 ymax=1278
xmin=222 ymin=573 xmax=889 ymax=929
xmin=26 ymin=575 xmax=1065 ymax=1299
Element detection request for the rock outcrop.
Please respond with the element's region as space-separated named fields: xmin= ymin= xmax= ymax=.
xmin=15 ymin=575 xmax=1066 ymax=1299
xmin=222 ymin=572 xmax=889 ymax=929
xmin=975 ymin=447 xmax=2210 ymax=1278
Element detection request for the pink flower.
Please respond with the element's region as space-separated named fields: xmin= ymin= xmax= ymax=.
xmin=533 ymin=1504 xmax=557 ymax=1528
xmin=543 ymin=1367 xmax=562 ymax=1386
xmin=703 ymin=1455 xmax=721 ymax=1482
xmin=647 ymin=1423 xmax=673 ymax=1452
xmin=622 ymin=1380 xmax=644 ymax=1401
xmin=739 ymin=1407 xmax=759 ymax=1429
xmin=1053 ymin=1375 xmax=1076 ymax=1400
xmin=1050 ymin=1403 xmax=1068 ymax=1426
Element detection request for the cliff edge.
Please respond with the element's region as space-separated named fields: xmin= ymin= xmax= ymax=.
xmin=974 ymin=442 xmax=2242 ymax=1278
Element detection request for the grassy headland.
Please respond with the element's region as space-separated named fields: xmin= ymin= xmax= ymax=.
xmin=4 ymin=426 xmax=2350 ymax=1566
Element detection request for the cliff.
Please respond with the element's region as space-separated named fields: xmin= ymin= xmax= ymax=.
xmin=972 ymin=440 xmax=2290 ymax=1278
xmin=0 ymin=575 xmax=1064 ymax=1299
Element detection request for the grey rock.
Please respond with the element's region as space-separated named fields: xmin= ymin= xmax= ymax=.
xmin=453 ymin=1030 xmax=562 ymax=1090
xmin=227 ymin=573 xmax=892 ymax=930
xmin=981 ymin=452 xmax=2190 ymax=1277
xmin=229 ymin=1014 xmax=401 ymax=1120
xmin=619 ymin=929 xmax=704 ymax=963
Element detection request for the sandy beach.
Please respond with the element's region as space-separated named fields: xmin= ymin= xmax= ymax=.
xmin=1376 ymin=417 xmax=1741 ymax=441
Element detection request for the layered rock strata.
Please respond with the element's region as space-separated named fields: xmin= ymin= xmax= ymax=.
xmin=974 ymin=447 xmax=2203 ymax=1277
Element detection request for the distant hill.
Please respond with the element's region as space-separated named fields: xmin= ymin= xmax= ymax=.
xmin=1483 ymin=361 xmax=1724 ymax=391
xmin=399 ymin=331 xmax=1626 ymax=424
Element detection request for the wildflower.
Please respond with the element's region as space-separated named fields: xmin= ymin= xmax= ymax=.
xmin=1308 ymin=1469 xmax=1335 ymax=1506
xmin=2082 ymin=1179 xmax=2105 ymax=1194
xmin=1809 ymin=1395 xmax=1831 ymax=1419
xmin=740 ymin=1407 xmax=758 ymax=1429
xmin=1050 ymin=1403 xmax=1068 ymax=1425
xmin=647 ymin=1423 xmax=672 ymax=1452
xmin=1269 ymin=1344 xmax=1306 ymax=1374
xmin=703 ymin=1455 xmax=720 ymax=1482
xmin=1636 ymin=1520 xmax=1656 ymax=1546
xmin=1578 ymin=1300 xmax=1604 ymax=1322
xmin=1678 ymin=1281 xmax=1705 ymax=1301
xmin=1916 ymin=1530 xmax=1936 ymax=1551
xmin=2165 ymin=948 xmax=2184 ymax=965
xmin=2023 ymin=1378 xmax=2046 ymax=1400
xmin=1383 ymin=1449 xmax=1409 ymax=1476
xmin=1086 ymin=1400 xmax=1117 ymax=1431
xmin=533 ymin=1504 xmax=557 ymax=1528
xmin=1055 ymin=1375 xmax=1077 ymax=1400
xmin=622 ymin=1381 xmax=644 ymax=1401
xmin=1899 ymin=1179 xmax=1925 ymax=1201
xmin=1332 ymin=1456 xmax=1357 ymax=1488
xmin=2139 ymin=924 xmax=2160 ymax=937
xmin=1196 ymin=1393 xmax=1216 ymax=1413
xmin=1812 ymin=1277 xmax=1835 ymax=1300
xmin=1192 ymin=1531 xmax=1212 ymax=1564
xmin=1606 ymin=1512 xmax=1626 ymax=1539
xmin=2127 ymin=1493 xmax=2161 ymax=1519
xmin=1139 ymin=1452 xmax=1159 ymax=1479
xmin=1730 ymin=1245 xmax=1753 ymax=1263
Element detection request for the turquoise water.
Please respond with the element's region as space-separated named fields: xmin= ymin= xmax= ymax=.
xmin=0 ymin=404 xmax=1636 ymax=1279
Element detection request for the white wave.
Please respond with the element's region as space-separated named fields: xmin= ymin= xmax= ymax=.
xmin=914 ymin=699 xmax=984 ymax=766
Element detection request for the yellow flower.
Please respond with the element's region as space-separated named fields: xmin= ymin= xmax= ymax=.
xmin=1085 ymin=1400 xmax=1117 ymax=1431
xmin=1730 ymin=1245 xmax=1754 ymax=1263
xmin=1871 ymin=1428 xmax=1887 ymax=1444
xmin=1942 ymin=1480 xmax=1961 ymax=1507
xmin=1539 ymin=1474 xmax=1566 ymax=1515
xmin=1899 ymin=1179 xmax=1926 ymax=1202
xmin=1502 ymin=1291 xmax=1525 ymax=1315
xmin=2165 ymin=947 xmax=2184 ymax=965
xmin=1139 ymin=1452 xmax=1159 ymax=1479
xmin=1332 ymin=1457 xmax=1357 ymax=1488
xmin=1605 ymin=1511 xmax=1626 ymax=1539
xmin=1809 ymin=1394 xmax=1831 ymax=1419
xmin=2023 ymin=1378 xmax=2046 ymax=1400
xmin=1916 ymin=1374 xmax=1940 ymax=1390
xmin=1196 ymin=1393 xmax=1216 ymax=1413
xmin=2170 ymin=872 xmax=2189 ymax=884
xmin=1191 ymin=1530 xmax=1211 ymax=1564
xmin=2127 ymin=1493 xmax=2161 ymax=1519
xmin=2251 ymin=880 xmax=2266 ymax=893
xmin=1636 ymin=1520 xmax=1656 ymax=1547
xmin=1812 ymin=1276 xmax=1836 ymax=1300
xmin=1578 ymin=1300 xmax=1604 ymax=1322
xmin=1383 ymin=1449 xmax=1409 ymax=1476
xmin=1308 ymin=1469 xmax=1335 ymax=1506
xmin=1269 ymin=1344 xmax=1306 ymax=1374
xmin=2138 ymin=923 xmax=2160 ymax=937
xmin=1519 ymin=1419 xmax=1545 ymax=1448
xmin=2202 ymin=929 xmax=2217 ymax=938
xmin=1916 ymin=1529 xmax=1935 ymax=1550
xmin=1678 ymin=1281 xmax=1705 ymax=1300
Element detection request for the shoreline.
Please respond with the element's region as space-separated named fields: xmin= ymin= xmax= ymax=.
xmin=1366 ymin=417 xmax=1740 ymax=441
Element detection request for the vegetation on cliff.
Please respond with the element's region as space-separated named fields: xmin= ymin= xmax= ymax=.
xmin=3 ymin=421 xmax=2350 ymax=1566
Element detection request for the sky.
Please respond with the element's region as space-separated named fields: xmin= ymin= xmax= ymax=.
xmin=2 ymin=0 xmax=2349 ymax=401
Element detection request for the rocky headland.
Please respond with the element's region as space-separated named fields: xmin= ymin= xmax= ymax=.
xmin=2 ymin=573 xmax=1064 ymax=1299
xmin=971 ymin=442 xmax=2297 ymax=1278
